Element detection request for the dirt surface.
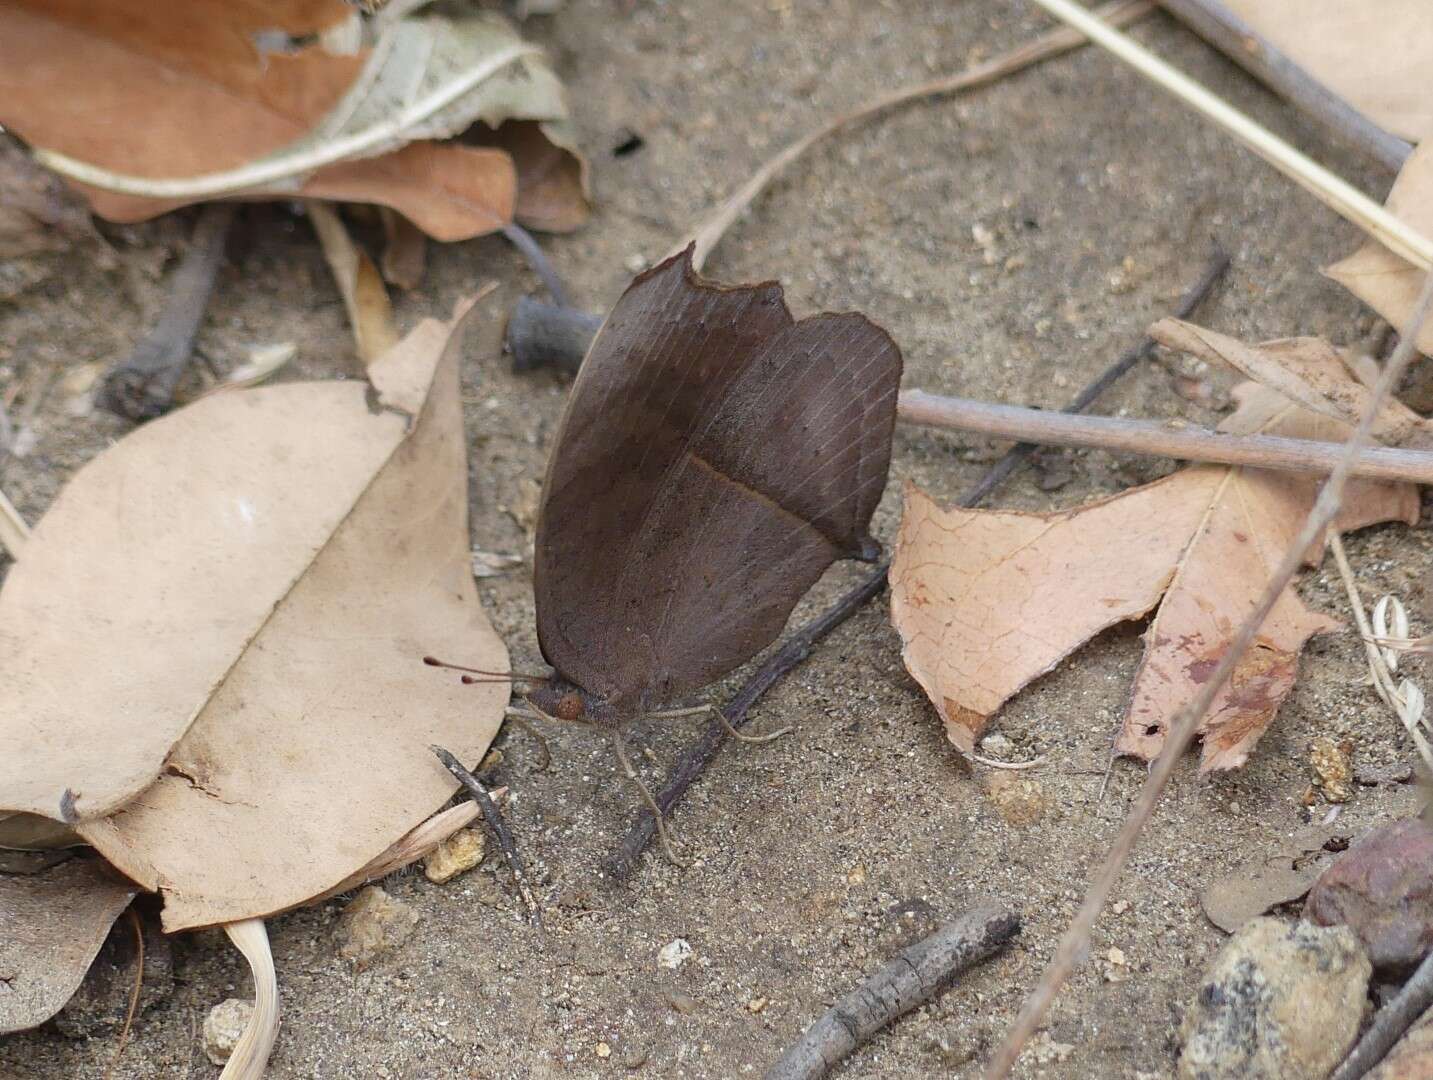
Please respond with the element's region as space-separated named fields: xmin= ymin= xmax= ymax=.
xmin=2 ymin=1 xmax=1430 ymax=1077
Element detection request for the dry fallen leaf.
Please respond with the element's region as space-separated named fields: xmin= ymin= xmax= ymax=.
xmin=307 ymin=201 xmax=398 ymax=367
xmin=1327 ymin=143 xmax=1433 ymax=358
xmin=891 ymin=382 xmax=1418 ymax=769
xmin=0 ymin=299 xmax=508 ymax=930
xmin=1221 ymin=1 xmax=1433 ymax=142
xmin=1151 ymin=319 xmax=1429 ymax=446
xmin=0 ymin=1 xmax=587 ymax=239
xmin=1199 ymin=824 xmax=1351 ymax=933
xmin=0 ymin=859 xmax=137 ymax=1034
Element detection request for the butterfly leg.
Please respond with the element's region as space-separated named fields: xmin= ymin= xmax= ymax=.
xmin=659 ymin=703 xmax=791 ymax=743
xmin=500 ymin=705 xmax=554 ymax=772
xmin=610 ymin=726 xmax=689 ymax=868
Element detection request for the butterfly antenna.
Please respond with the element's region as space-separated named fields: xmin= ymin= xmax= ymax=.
xmin=423 ymin=656 xmax=552 ymax=683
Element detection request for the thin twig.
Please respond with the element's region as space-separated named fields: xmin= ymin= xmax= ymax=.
xmin=1156 ymin=0 xmax=1411 ymax=172
xmin=1332 ymin=947 xmax=1433 ymax=1080
xmin=984 ymin=271 xmax=1433 ymax=1079
xmin=680 ymin=0 xmax=1155 ymax=272
xmin=32 ymin=45 xmax=542 ymax=200
xmin=765 ymin=904 xmax=1020 ymax=1080
xmin=101 ymin=906 xmax=144 ymax=1080
xmin=101 ymin=203 xmax=236 ymax=421
xmin=957 ymin=251 xmax=1229 ymax=506
xmin=1028 ymin=0 xmax=1433 ymax=271
xmin=606 ymin=252 xmax=1229 ymax=880
xmin=897 ymin=391 xmax=1433 ymax=484
xmin=431 ymin=745 xmax=543 ymax=930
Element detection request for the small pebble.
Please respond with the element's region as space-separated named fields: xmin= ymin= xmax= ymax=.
xmin=337 ymin=886 xmax=418 ymax=971
xmin=595 ymin=1042 xmax=612 ymax=1059
xmin=624 ymin=253 xmax=649 ymax=273
xmin=658 ymin=938 xmax=692 ymax=970
xmin=202 ymin=998 xmax=253 ymax=1066
xmin=978 ymin=732 xmax=1013 ymax=757
xmin=1311 ymin=737 xmax=1355 ymax=803
xmin=845 ymin=865 xmax=866 ymax=886
xmin=666 ymin=991 xmax=698 ymax=1014
xmin=747 ymin=997 xmax=768 ymax=1013
xmin=424 ymin=828 xmax=485 ymax=884
xmin=1111 ymin=900 xmax=1130 ymax=915
xmin=984 ymin=771 xmax=1047 ymax=827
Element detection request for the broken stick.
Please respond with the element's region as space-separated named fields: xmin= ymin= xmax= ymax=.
xmin=101 ymin=203 xmax=236 ymax=421
xmin=766 ymin=904 xmax=1020 ymax=1080
xmin=431 ymin=745 xmax=543 ymax=931
xmin=898 ymin=391 xmax=1433 ymax=485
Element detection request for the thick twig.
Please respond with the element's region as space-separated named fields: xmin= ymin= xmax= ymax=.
xmin=505 ymin=296 xmax=599 ymax=373
xmin=501 ymin=222 xmax=570 ymax=309
xmin=1157 ymin=0 xmax=1411 ymax=172
xmin=898 ymin=391 xmax=1433 ymax=484
xmin=1332 ymin=948 xmax=1433 ymax=1080
xmin=766 ymin=904 xmax=1020 ymax=1080
xmin=1029 ymin=0 xmax=1433 ymax=271
xmin=605 ymin=252 xmax=1228 ymax=880
xmin=100 ymin=203 xmax=235 ymax=421
xmin=431 ymin=745 xmax=543 ymax=930
xmin=984 ymin=272 xmax=1433 ymax=1079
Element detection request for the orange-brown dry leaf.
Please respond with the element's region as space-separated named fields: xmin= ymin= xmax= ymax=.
xmin=891 ymin=384 xmax=1418 ymax=766
xmin=891 ymin=476 xmax=1209 ymax=753
xmin=1221 ymin=0 xmax=1433 ymax=142
xmin=1327 ymin=143 xmax=1433 ymax=358
xmin=58 ymin=302 xmax=506 ymax=931
xmin=0 ymin=0 xmax=517 ymax=240
xmin=1119 ymin=388 xmax=1417 ymax=770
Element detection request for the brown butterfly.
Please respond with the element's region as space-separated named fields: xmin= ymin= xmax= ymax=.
xmin=434 ymin=247 xmax=901 ymax=862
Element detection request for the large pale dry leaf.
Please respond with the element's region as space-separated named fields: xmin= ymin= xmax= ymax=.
xmin=891 ymin=385 xmax=1418 ymax=767
xmin=1221 ymin=1 xmax=1433 ymax=142
xmin=0 ymin=859 xmax=137 ymax=1033
xmin=6 ymin=303 xmax=510 ymax=931
xmin=1327 ymin=143 xmax=1433 ymax=357
xmin=0 ymin=0 xmax=560 ymax=240
xmin=0 ymin=299 xmax=504 ymax=848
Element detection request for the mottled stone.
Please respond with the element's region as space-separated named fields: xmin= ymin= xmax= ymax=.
xmin=1307 ymin=817 xmax=1433 ymax=976
xmin=1179 ymin=917 xmax=1369 ymax=1079
xmin=203 ymin=997 xmax=252 ymax=1066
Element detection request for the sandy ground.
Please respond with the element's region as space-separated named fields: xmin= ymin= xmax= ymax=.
xmin=2 ymin=1 xmax=1430 ymax=1077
